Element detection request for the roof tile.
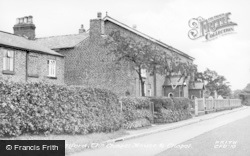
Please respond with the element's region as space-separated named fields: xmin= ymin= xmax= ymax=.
xmin=35 ymin=33 xmax=89 ymax=49
xmin=0 ymin=31 xmax=63 ymax=56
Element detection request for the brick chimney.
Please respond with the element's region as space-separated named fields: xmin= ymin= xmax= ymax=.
xmin=90 ymin=12 xmax=105 ymax=40
xmin=13 ymin=16 xmax=36 ymax=40
xmin=79 ymin=24 xmax=86 ymax=34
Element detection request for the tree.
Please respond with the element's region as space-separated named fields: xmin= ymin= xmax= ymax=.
xmin=105 ymin=30 xmax=196 ymax=96
xmin=232 ymin=89 xmax=242 ymax=99
xmin=199 ymin=68 xmax=232 ymax=97
xmin=155 ymin=51 xmax=197 ymax=89
xmin=243 ymin=83 xmax=250 ymax=93
xmin=105 ymin=31 xmax=156 ymax=96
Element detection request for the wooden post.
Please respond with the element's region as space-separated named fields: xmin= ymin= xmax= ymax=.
xmin=212 ymin=98 xmax=214 ymax=111
xmin=152 ymin=103 xmax=154 ymax=114
xmin=195 ymin=98 xmax=198 ymax=116
xmin=203 ymin=97 xmax=206 ymax=114
xmin=228 ymin=99 xmax=231 ymax=109
xmin=153 ymin=67 xmax=157 ymax=96
xmin=150 ymin=102 xmax=154 ymax=123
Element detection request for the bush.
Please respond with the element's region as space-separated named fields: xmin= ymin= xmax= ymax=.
xmin=120 ymin=97 xmax=153 ymax=129
xmin=149 ymin=97 xmax=192 ymax=124
xmin=122 ymin=119 xmax=151 ymax=129
xmin=0 ymin=80 xmax=194 ymax=136
xmin=0 ymin=81 xmax=123 ymax=137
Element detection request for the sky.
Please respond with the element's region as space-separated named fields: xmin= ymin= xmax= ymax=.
xmin=0 ymin=0 xmax=249 ymax=90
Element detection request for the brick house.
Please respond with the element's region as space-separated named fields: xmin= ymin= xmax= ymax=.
xmin=188 ymin=82 xmax=205 ymax=99
xmin=0 ymin=16 xmax=64 ymax=84
xmin=35 ymin=13 xmax=195 ymax=97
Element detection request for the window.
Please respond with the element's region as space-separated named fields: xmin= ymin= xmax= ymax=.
xmin=141 ymin=69 xmax=147 ymax=78
xmin=191 ymin=95 xmax=196 ymax=100
xmin=148 ymin=84 xmax=152 ymax=96
xmin=148 ymin=89 xmax=152 ymax=96
xmin=168 ymin=92 xmax=174 ymax=98
xmin=47 ymin=60 xmax=56 ymax=77
xmin=28 ymin=55 xmax=39 ymax=77
xmin=3 ymin=50 xmax=14 ymax=72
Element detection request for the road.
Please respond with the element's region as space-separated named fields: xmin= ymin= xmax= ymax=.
xmin=157 ymin=112 xmax=250 ymax=156
xmin=71 ymin=107 xmax=250 ymax=156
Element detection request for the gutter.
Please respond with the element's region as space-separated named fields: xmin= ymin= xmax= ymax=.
xmin=0 ymin=44 xmax=64 ymax=57
xmin=25 ymin=52 xmax=29 ymax=82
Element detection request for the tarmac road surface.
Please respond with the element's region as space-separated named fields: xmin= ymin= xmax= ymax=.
xmin=70 ymin=107 xmax=250 ymax=156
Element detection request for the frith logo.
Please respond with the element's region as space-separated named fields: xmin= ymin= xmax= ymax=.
xmin=188 ymin=12 xmax=237 ymax=41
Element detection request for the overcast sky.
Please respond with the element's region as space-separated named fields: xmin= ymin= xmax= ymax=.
xmin=0 ymin=0 xmax=249 ymax=90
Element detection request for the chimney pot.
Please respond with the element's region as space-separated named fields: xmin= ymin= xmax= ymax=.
xmin=79 ymin=24 xmax=86 ymax=34
xmin=20 ymin=18 xmax=24 ymax=23
xmin=13 ymin=16 xmax=36 ymax=40
xmin=97 ymin=12 xmax=102 ymax=19
xmin=28 ymin=16 xmax=33 ymax=23
xmin=24 ymin=17 xmax=28 ymax=23
xmin=16 ymin=18 xmax=19 ymax=24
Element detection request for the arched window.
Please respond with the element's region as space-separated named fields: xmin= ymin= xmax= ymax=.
xmin=191 ymin=95 xmax=195 ymax=100
xmin=168 ymin=92 xmax=174 ymax=98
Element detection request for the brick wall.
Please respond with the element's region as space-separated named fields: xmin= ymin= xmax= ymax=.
xmin=163 ymin=86 xmax=185 ymax=97
xmin=58 ymin=36 xmax=135 ymax=96
xmin=0 ymin=47 xmax=26 ymax=82
xmin=0 ymin=47 xmax=64 ymax=85
xmin=189 ymin=89 xmax=203 ymax=99
xmin=59 ymin=17 xmax=193 ymax=97
xmin=27 ymin=52 xmax=64 ymax=85
xmin=104 ymin=20 xmax=192 ymax=97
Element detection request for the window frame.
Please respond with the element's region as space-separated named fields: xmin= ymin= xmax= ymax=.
xmin=47 ymin=59 xmax=56 ymax=78
xmin=28 ymin=54 xmax=39 ymax=78
xmin=141 ymin=69 xmax=147 ymax=78
xmin=2 ymin=49 xmax=15 ymax=75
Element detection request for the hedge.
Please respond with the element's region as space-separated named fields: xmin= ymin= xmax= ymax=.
xmin=120 ymin=96 xmax=193 ymax=127
xmin=0 ymin=81 xmax=123 ymax=137
xmin=149 ymin=97 xmax=192 ymax=123
xmin=0 ymin=80 xmax=194 ymax=137
xmin=120 ymin=97 xmax=153 ymax=129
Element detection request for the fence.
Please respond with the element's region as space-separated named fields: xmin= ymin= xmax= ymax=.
xmin=194 ymin=98 xmax=242 ymax=116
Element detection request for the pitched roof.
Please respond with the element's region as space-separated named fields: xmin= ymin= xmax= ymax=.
xmin=35 ymin=33 xmax=89 ymax=49
xmin=0 ymin=31 xmax=63 ymax=57
xmin=189 ymin=82 xmax=205 ymax=90
xmin=103 ymin=16 xmax=194 ymax=60
xmin=163 ymin=76 xmax=186 ymax=86
xmin=239 ymin=91 xmax=250 ymax=97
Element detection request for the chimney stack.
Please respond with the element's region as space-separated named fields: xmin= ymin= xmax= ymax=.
xmin=97 ymin=12 xmax=102 ymax=19
xmin=89 ymin=12 xmax=106 ymax=40
xmin=79 ymin=24 xmax=86 ymax=34
xmin=13 ymin=16 xmax=36 ymax=40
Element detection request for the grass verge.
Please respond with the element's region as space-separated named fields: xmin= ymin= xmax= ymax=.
xmin=1 ymin=130 xmax=128 ymax=155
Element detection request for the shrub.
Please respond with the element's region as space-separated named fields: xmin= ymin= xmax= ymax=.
xmin=122 ymin=119 xmax=151 ymax=129
xmin=120 ymin=97 xmax=153 ymax=129
xmin=149 ymin=97 xmax=192 ymax=124
xmin=0 ymin=81 xmax=123 ymax=137
xmin=0 ymin=80 xmax=194 ymax=136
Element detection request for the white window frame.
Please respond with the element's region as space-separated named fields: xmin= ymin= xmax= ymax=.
xmin=141 ymin=69 xmax=147 ymax=78
xmin=3 ymin=49 xmax=14 ymax=71
xmin=48 ymin=59 xmax=56 ymax=77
